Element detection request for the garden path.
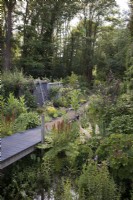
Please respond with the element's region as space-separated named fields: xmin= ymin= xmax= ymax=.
xmin=0 ymin=102 xmax=89 ymax=170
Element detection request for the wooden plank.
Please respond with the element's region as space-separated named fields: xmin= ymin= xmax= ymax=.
xmin=0 ymin=146 xmax=36 ymax=169
xmin=1 ymin=127 xmax=41 ymax=162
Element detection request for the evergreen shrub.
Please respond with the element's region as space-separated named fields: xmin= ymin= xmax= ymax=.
xmin=14 ymin=112 xmax=40 ymax=131
xmin=78 ymin=162 xmax=119 ymax=200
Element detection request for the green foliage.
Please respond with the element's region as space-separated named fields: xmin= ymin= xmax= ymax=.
xmin=68 ymin=72 xmax=79 ymax=88
xmin=125 ymin=65 xmax=133 ymax=91
xmin=7 ymin=169 xmax=37 ymax=199
xmin=60 ymin=179 xmax=73 ymax=200
xmin=69 ymin=89 xmax=81 ymax=112
xmin=87 ymin=94 xmax=105 ymax=134
xmin=1 ymin=0 xmax=133 ymax=199
xmin=2 ymin=70 xmax=25 ymax=95
xmin=53 ymin=97 xmax=67 ymax=107
xmin=23 ymin=90 xmax=37 ymax=109
xmin=1 ymin=71 xmax=36 ymax=110
xmin=95 ymin=29 xmax=130 ymax=80
xmin=1 ymin=96 xmax=13 ymax=136
xmin=4 ymin=93 xmax=27 ymax=117
xmin=46 ymin=106 xmax=59 ymax=118
xmin=39 ymin=122 xmax=80 ymax=173
xmin=1 ymin=118 xmax=15 ymax=136
xmin=1 ymin=93 xmax=39 ymax=136
xmin=0 ymin=95 xmax=5 ymax=111
xmin=87 ymin=79 xmax=133 ymax=135
xmin=2 ymin=157 xmax=53 ymax=200
xmin=53 ymin=87 xmax=72 ymax=108
xmin=14 ymin=112 xmax=40 ymax=131
xmin=108 ymin=115 xmax=133 ymax=134
xmin=80 ymin=114 xmax=90 ymax=129
xmin=102 ymin=93 xmax=133 ymax=134
xmin=1 ymin=70 xmax=33 ymax=98
xmin=96 ymin=134 xmax=133 ymax=180
xmin=49 ymin=86 xmax=60 ymax=100
xmin=17 ymin=0 xmax=81 ymax=78
xmin=77 ymin=161 xmax=119 ymax=200
xmin=88 ymin=94 xmax=104 ymax=123
xmin=75 ymin=142 xmax=93 ymax=170
xmin=1 ymin=94 xmax=28 ymax=136
xmin=44 ymin=115 xmax=52 ymax=123
xmin=54 ymin=178 xmax=75 ymax=200
xmin=78 ymin=75 xmax=89 ymax=92
xmin=57 ymin=108 xmax=67 ymax=117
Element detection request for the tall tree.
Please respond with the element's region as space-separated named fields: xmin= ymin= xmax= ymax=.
xmin=81 ymin=0 xmax=117 ymax=84
xmin=62 ymin=22 xmax=86 ymax=76
xmin=3 ymin=0 xmax=16 ymax=70
xmin=128 ymin=0 xmax=133 ymax=38
xmin=126 ymin=0 xmax=133 ymax=68
xmin=0 ymin=0 xmax=4 ymax=70
xmin=95 ymin=27 xmax=130 ymax=80
xmin=19 ymin=0 xmax=80 ymax=78
xmin=61 ymin=0 xmax=118 ymax=83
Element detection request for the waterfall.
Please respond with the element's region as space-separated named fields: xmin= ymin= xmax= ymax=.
xmin=39 ymin=79 xmax=45 ymax=105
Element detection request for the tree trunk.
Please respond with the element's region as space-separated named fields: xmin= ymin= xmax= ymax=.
xmin=22 ymin=0 xmax=29 ymax=58
xmin=0 ymin=19 xmax=4 ymax=69
xmin=0 ymin=1 xmax=4 ymax=70
xmin=86 ymin=66 xmax=93 ymax=84
xmin=40 ymin=189 xmax=44 ymax=200
xmin=3 ymin=0 xmax=16 ymax=71
xmin=4 ymin=7 xmax=12 ymax=70
xmin=68 ymin=33 xmax=75 ymax=74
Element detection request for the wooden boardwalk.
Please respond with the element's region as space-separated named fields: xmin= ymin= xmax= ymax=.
xmin=0 ymin=127 xmax=41 ymax=169
xmin=0 ymin=111 xmax=76 ymax=170
xmin=0 ymin=103 xmax=88 ymax=170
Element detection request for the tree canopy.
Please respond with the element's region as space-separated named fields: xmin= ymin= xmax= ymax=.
xmin=0 ymin=0 xmax=131 ymax=83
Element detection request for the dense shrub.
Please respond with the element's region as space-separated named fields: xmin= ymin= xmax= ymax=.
xmin=125 ymin=65 xmax=133 ymax=90
xmin=1 ymin=93 xmax=39 ymax=136
xmin=108 ymin=115 xmax=133 ymax=134
xmin=69 ymin=89 xmax=81 ymax=113
xmin=46 ymin=106 xmax=58 ymax=118
xmin=78 ymin=162 xmax=119 ymax=200
xmin=62 ymin=72 xmax=79 ymax=89
xmin=96 ymin=133 xmax=133 ymax=198
xmin=41 ymin=122 xmax=80 ymax=172
xmin=102 ymin=94 xmax=133 ymax=134
xmin=1 ymin=70 xmax=25 ymax=97
xmin=60 ymin=179 xmax=74 ymax=200
xmin=1 ymin=118 xmax=15 ymax=136
xmin=68 ymin=72 xmax=79 ymax=88
xmin=24 ymin=90 xmax=37 ymax=109
xmin=2 ymin=93 xmax=27 ymax=118
xmin=87 ymin=94 xmax=105 ymax=134
xmin=96 ymin=134 xmax=133 ymax=180
xmin=1 ymin=70 xmax=33 ymax=97
xmin=14 ymin=112 xmax=40 ymax=131
xmin=53 ymin=97 xmax=69 ymax=108
xmin=49 ymin=86 xmax=60 ymax=100
xmin=1 ymin=70 xmax=36 ymax=109
xmin=87 ymin=91 xmax=133 ymax=135
xmin=88 ymin=94 xmax=104 ymax=123
xmin=78 ymin=75 xmax=89 ymax=92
